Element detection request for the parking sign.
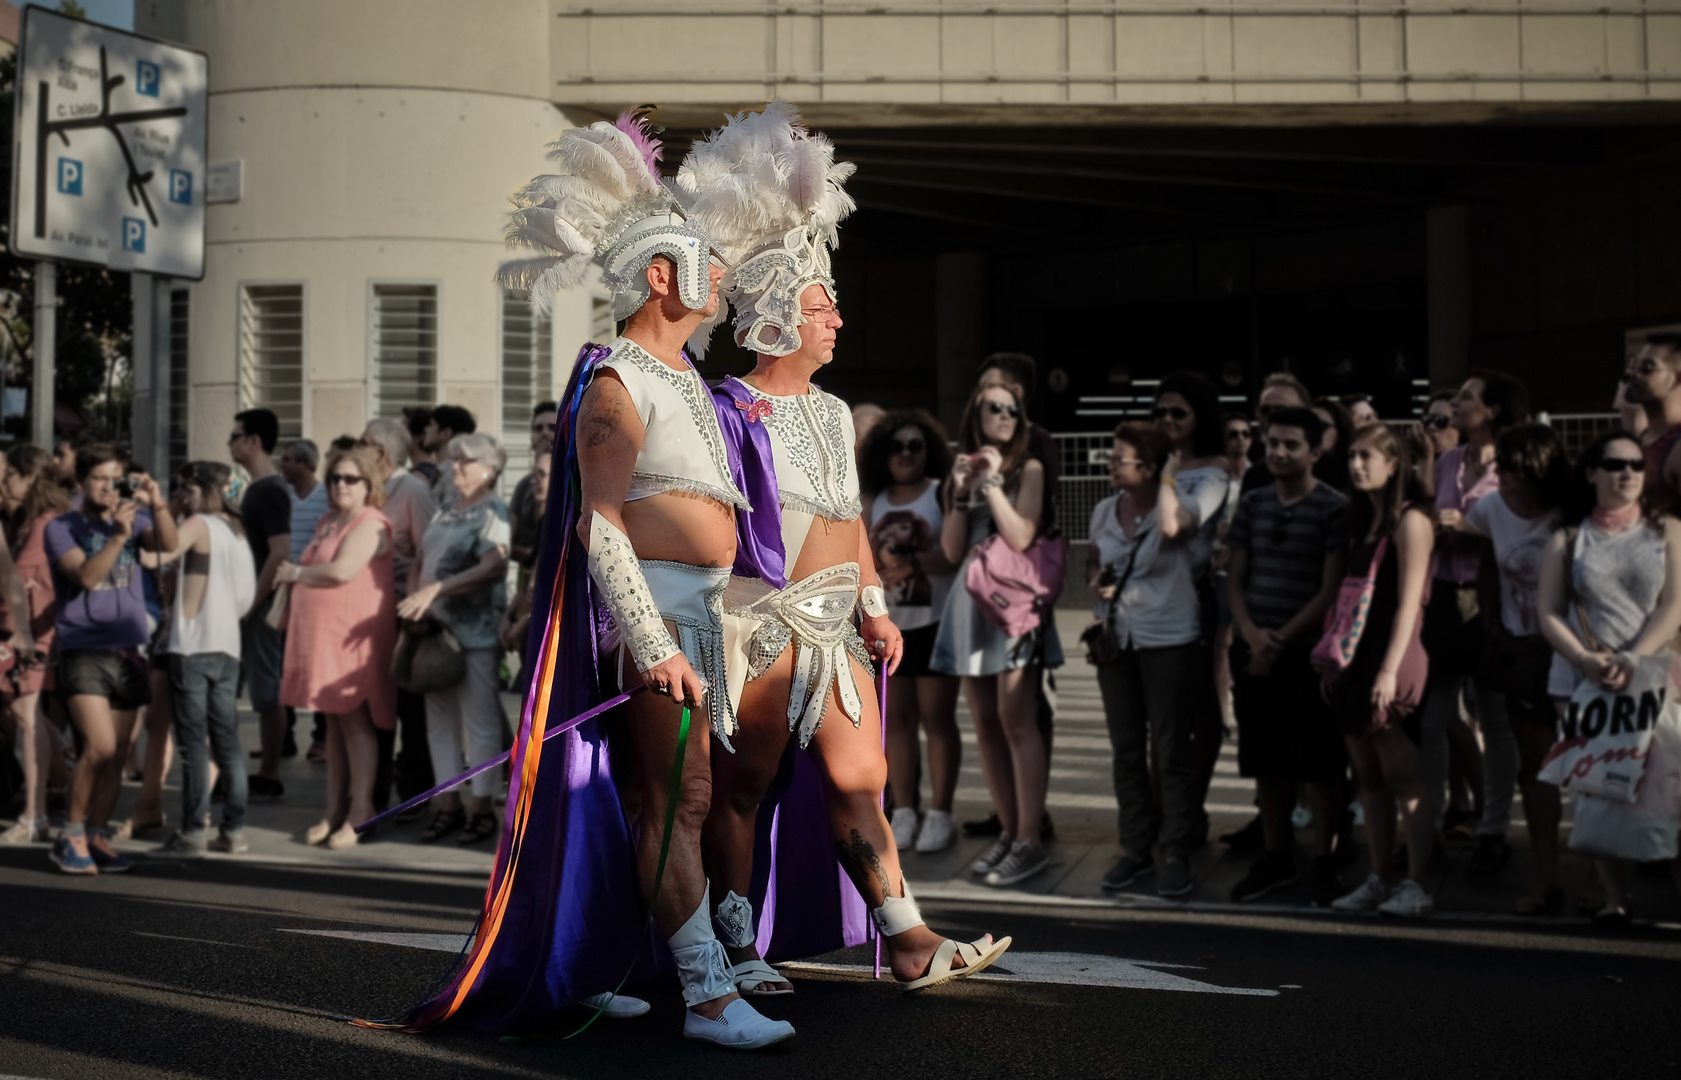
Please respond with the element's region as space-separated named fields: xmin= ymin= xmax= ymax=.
xmin=9 ymin=8 xmax=208 ymax=278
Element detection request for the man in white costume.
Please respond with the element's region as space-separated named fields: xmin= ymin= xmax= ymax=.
xmin=677 ymin=101 xmax=1011 ymax=996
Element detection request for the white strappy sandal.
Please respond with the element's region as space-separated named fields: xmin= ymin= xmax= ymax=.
xmin=731 ymin=957 xmax=795 ymax=997
xmin=901 ymin=934 xmax=1013 ymax=992
xmin=715 ymin=889 xmax=794 ymax=997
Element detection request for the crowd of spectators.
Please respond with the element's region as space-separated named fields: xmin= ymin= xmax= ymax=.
xmin=5 ymin=339 xmax=1681 ymax=927
xmin=857 ymin=340 xmax=1681 ymax=922
xmin=0 ymin=398 xmax=538 ymax=870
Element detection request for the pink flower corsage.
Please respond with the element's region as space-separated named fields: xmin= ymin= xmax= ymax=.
xmin=735 ymin=399 xmax=773 ymax=424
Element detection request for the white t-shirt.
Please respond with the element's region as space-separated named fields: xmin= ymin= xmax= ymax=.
xmin=1464 ymin=492 xmax=1560 ymax=637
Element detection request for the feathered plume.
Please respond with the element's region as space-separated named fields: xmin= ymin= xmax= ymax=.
xmin=497 ymin=118 xmax=667 ymax=315
xmin=614 ymin=107 xmax=664 ymax=181
xmin=675 ymin=98 xmax=855 ymax=266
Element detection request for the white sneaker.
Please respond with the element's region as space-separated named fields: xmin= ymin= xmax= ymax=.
xmin=914 ymin=809 xmax=955 ymax=853
xmin=890 ymin=807 xmax=918 ymax=850
xmin=1331 ymin=872 xmax=1390 ymax=912
xmin=682 ymin=997 xmax=795 ymax=1049
xmin=581 ymin=992 xmax=651 ymax=1019
xmin=969 ymin=831 xmax=1013 ymax=875
xmin=1377 ymin=879 xmax=1434 ymax=918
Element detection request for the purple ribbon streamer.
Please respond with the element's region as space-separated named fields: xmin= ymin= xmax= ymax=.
xmin=353 ymin=684 xmax=647 ymax=833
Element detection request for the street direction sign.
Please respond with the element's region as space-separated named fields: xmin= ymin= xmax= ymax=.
xmin=9 ymin=6 xmax=208 ymax=279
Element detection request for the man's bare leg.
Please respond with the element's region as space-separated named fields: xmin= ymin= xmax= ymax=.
xmin=621 ymin=677 xmax=741 ymax=1020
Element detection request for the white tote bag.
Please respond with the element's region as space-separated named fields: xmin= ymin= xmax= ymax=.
xmin=1538 ymin=655 xmax=1669 ymax=804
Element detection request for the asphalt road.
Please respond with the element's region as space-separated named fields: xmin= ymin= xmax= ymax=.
xmin=2 ymin=845 xmax=1678 ymax=1080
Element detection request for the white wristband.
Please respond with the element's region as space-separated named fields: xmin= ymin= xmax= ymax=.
xmin=587 ymin=512 xmax=680 ymax=673
xmin=860 ymin=584 xmax=888 ymax=619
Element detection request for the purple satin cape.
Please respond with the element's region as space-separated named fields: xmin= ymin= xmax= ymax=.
xmin=365 ymin=346 xmax=864 ymax=1036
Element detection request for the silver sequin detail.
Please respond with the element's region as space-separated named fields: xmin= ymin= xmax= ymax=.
xmin=744 ymin=383 xmax=861 ymax=522
xmin=588 ymin=523 xmax=680 ymax=674
xmin=642 ymin=558 xmax=738 ymax=750
xmin=613 ymin=340 xmax=750 ymax=512
xmin=728 ymin=563 xmax=871 ymax=748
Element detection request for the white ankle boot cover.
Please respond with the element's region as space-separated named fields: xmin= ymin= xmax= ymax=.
xmin=713 ymin=889 xmax=756 ymax=950
xmin=670 ymin=883 xmax=735 ymax=1007
xmin=870 ymin=881 xmax=926 ymax=937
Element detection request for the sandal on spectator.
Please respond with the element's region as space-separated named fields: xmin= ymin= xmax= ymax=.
xmin=456 ymin=811 xmax=497 ymax=845
xmin=420 ymin=808 xmax=466 ymax=843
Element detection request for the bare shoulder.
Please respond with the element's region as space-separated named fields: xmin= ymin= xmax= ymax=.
xmin=579 ymin=372 xmax=639 ymax=449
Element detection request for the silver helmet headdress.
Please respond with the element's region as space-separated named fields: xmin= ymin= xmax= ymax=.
xmin=674 ymin=99 xmax=856 ymax=358
xmin=498 ymin=110 xmax=717 ymax=322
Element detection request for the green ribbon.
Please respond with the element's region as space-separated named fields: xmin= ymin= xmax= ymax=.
xmin=503 ymin=703 xmax=692 ymax=1045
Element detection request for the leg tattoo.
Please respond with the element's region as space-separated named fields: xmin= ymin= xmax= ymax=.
xmin=835 ymin=828 xmax=892 ymax=899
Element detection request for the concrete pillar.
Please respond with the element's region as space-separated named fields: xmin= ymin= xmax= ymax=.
xmin=1427 ymin=205 xmax=1471 ymax=391
xmin=936 ymin=253 xmax=987 ymax=436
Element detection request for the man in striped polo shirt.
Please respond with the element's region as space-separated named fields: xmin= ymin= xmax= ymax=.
xmin=1226 ymin=406 xmax=1350 ymax=905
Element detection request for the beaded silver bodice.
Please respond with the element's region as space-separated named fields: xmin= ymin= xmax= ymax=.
xmin=741 ymin=381 xmax=860 ymax=522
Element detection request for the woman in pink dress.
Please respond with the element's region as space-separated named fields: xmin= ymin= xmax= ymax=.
xmin=278 ymin=446 xmax=396 ymax=850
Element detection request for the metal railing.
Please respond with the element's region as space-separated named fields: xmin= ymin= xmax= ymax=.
xmin=1053 ymin=412 xmax=1624 ymax=541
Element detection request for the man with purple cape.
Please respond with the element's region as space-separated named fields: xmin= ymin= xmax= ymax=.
xmin=358 ymin=111 xmax=802 ymax=1049
xmin=681 ymin=101 xmax=1013 ymax=996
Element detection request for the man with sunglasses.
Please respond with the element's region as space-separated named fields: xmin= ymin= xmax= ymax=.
xmin=1225 ymin=406 xmax=1351 ymax=905
xmin=1622 ymin=332 xmax=1681 ymax=517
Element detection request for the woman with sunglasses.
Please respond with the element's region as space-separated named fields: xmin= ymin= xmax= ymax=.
xmin=935 ymin=382 xmax=1061 ymax=887
xmin=1411 ymin=391 xmax=1461 ymax=497
xmin=1152 ymin=372 xmax=1233 ymax=838
xmin=1538 ymin=431 xmax=1681 ymax=925
xmin=277 ymin=446 xmax=397 ymax=851
xmin=862 ymin=410 xmax=962 ymax=853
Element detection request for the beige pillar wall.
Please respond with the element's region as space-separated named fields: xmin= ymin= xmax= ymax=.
xmin=188 ymin=81 xmax=576 ymax=463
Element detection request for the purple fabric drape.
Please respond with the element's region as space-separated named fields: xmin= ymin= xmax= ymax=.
xmin=709 ymin=375 xmax=786 ymax=589
xmin=380 ymin=344 xmax=865 ymax=1037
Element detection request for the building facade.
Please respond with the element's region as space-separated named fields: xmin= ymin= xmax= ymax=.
xmin=134 ymin=0 xmax=1681 ymax=476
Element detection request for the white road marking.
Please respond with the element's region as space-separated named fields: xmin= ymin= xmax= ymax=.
xmin=279 ymin=932 xmax=1284 ymax=998
xmin=279 ymin=929 xmax=469 ymax=953
xmin=132 ymin=930 xmax=263 ymax=950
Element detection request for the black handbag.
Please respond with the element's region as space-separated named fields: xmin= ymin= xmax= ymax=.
xmin=1475 ymin=624 xmax=1553 ymax=701
xmin=1081 ymin=522 xmax=1150 ymax=667
xmin=392 ymin=618 xmax=468 ymax=694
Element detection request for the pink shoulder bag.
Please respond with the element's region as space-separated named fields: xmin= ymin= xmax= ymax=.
xmin=1310 ymin=536 xmax=1389 ymax=680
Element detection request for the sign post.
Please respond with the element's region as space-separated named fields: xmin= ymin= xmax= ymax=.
xmin=8 ymin=6 xmax=207 ymax=448
xmin=31 ymin=261 xmax=53 ymax=449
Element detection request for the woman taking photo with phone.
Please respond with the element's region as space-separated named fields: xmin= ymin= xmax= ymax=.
xmin=934 ymin=383 xmax=1060 ymax=888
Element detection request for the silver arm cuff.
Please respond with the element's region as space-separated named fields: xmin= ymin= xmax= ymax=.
xmin=587 ymin=511 xmax=680 ymax=673
xmin=860 ymin=584 xmax=888 ymax=619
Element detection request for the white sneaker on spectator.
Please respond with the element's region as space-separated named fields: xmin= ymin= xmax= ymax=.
xmin=914 ymin=809 xmax=955 ymax=853
xmin=1331 ymin=872 xmax=1389 ymax=912
xmin=1377 ymin=879 xmax=1434 ymax=918
xmin=890 ymin=807 xmax=918 ymax=850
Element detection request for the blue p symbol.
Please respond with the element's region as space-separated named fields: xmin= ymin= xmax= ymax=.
xmin=57 ymin=158 xmax=82 ymax=196
xmin=169 ymin=170 xmax=192 ymax=205
xmin=122 ymin=218 xmax=146 ymax=253
xmin=136 ymin=60 xmax=160 ymax=97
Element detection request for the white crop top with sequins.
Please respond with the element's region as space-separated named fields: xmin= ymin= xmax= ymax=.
xmin=597 ymin=338 xmax=750 ymax=511
xmin=740 ymin=382 xmax=861 ymax=522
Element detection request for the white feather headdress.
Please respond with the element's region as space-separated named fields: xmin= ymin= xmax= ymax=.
xmin=674 ymin=99 xmax=856 ymax=357
xmin=498 ymin=112 xmax=717 ymax=322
